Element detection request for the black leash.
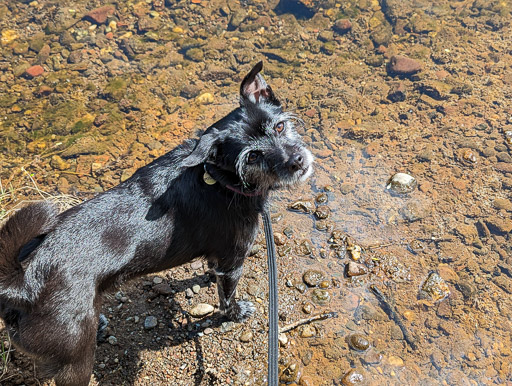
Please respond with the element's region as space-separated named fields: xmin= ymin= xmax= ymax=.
xmin=262 ymin=207 xmax=279 ymax=386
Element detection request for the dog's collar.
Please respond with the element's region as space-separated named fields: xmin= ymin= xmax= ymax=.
xmin=203 ymin=164 xmax=263 ymax=197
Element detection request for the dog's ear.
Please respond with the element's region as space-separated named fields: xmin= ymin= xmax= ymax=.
xmin=182 ymin=128 xmax=222 ymax=167
xmin=240 ymin=61 xmax=280 ymax=106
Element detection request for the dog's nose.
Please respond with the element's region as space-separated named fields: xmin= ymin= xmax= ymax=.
xmin=288 ymin=153 xmax=304 ymax=172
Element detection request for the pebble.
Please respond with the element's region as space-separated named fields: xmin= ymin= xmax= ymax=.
xmin=190 ymin=260 xmax=203 ymax=270
xmin=387 ymin=355 xmax=404 ymax=366
xmin=192 ymin=284 xmax=201 ymax=294
xmin=204 ymin=327 xmax=213 ymax=335
xmin=346 ymin=261 xmax=367 ymax=277
xmin=303 ymin=270 xmax=324 ymax=286
xmin=333 ymin=19 xmax=352 ymax=34
xmin=302 ymin=302 xmax=313 ymax=314
xmin=84 ymin=5 xmax=116 ymax=24
xmin=341 ymin=369 xmax=364 ymax=385
xmin=348 ymin=333 xmax=371 ymax=351
xmin=144 ymin=316 xmax=158 ymax=329
xmin=220 ymin=321 xmax=234 ymax=333
xmin=300 ymin=325 xmax=316 ymax=338
xmin=288 ymin=200 xmax=314 ymax=213
xmin=387 ymin=82 xmax=406 ymax=102
xmin=274 ymin=232 xmax=287 ymax=246
xmin=239 ymin=331 xmax=253 ymax=342
xmin=314 ymin=205 xmax=330 ymax=219
xmin=388 ymin=55 xmax=422 ymax=76
xmin=153 ymin=283 xmax=172 ymax=295
xmin=420 ymin=272 xmax=450 ymax=302
xmin=196 ymin=92 xmax=214 ymax=104
xmin=153 ymin=277 xmax=163 ymax=284
xmin=50 ymin=155 xmax=70 ymax=171
xmin=278 ymin=333 xmax=288 ymax=346
xmin=190 ymin=303 xmax=214 ymax=317
xmin=311 ymin=289 xmax=331 ymax=305
xmin=25 ymin=65 xmax=44 ymax=78
xmin=185 ymin=288 xmax=194 ymax=298
xmin=363 ymin=348 xmax=383 ymax=364
xmin=494 ymin=198 xmax=512 ymax=211
xmin=108 ymin=336 xmax=118 ymax=345
xmin=386 ymin=173 xmax=417 ymax=194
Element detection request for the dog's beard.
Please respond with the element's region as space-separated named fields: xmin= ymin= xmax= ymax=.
xmin=240 ymin=147 xmax=314 ymax=192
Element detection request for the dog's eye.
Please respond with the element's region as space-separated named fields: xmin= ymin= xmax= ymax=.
xmin=247 ymin=151 xmax=260 ymax=164
xmin=275 ymin=122 xmax=285 ymax=133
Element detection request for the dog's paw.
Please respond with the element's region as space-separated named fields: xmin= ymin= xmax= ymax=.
xmin=227 ymin=300 xmax=256 ymax=322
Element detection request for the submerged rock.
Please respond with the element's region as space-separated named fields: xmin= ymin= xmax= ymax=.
xmin=420 ymin=272 xmax=450 ymax=302
xmin=388 ymin=55 xmax=422 ymax=76
xmin=386 ymin=173 xmax=417 ymax=194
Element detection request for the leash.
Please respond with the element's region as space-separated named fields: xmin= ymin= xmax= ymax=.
xmin=262 ymin=207 xmax=279 ymax=386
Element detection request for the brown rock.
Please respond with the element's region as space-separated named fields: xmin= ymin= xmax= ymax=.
xmin=333 ymin=19 xmax=352 ymax=34
xmin=494 ymin=198 xmax=512 ymax=211
xmin=388 ymin=55 xmax=422 ymax=76
xmin=341 ymin=369 xmax=364 ymax=385
xmin=346 ymin=261 xmax=367 ymax=277
xmin=387 ymin=82 xmax=406 ymax=102
xmin=25 ymin=65 xmax=44 ymax=78
xmin=84 ymin=5 xmax=116 ymax=24
xmin=153 ymin=283 xmax=173 ymax=295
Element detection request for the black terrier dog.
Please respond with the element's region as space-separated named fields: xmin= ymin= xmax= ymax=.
xmin=0 ymin=62 xmax=313 ymax=386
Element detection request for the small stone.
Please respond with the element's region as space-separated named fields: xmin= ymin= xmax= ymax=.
xmin=239 ymin=331 xmax=253 ymax=342
xmin=333 ymin=19 xmax=352 ymax=34
xmin=274 ymin=232 xmax=287 ymax=246
xmin=494 ymin=198 xmax=512 ymax=211
xmin=300 ymin=325 xmax=316 ymax=338
xmin=362 ymin=348 xmax=382 ymax=365
xmin=288 ymin=200 xmax=314 ymax=213
xmin=192 ymin=284 xmax=201 ymax=294
xmin=153 ymin=283 xmax=172 ymax=295
xmin=185 ymin=47 xmax=204 ymax=62
xmin=303 ymin=270 xmax=324 ymax=287
xmin=314 ymin=205 xmax=330 ymax=219
xmin=348 ymin=333 xmax=370 ymax=351
xmin=346 ymin=261 xmax=367 ymax=277
xmin=191 ymin=260 xmax=203 ymax=270
xmin=153 ymin=277 xmax=163 ymax=284
xmin=204 ymin=327 xmax=213 ymax=335
xmin=386 ymin=173 xmax=417 ymax=194
xmin=388 ymin=55 xmax=422 ymax=76
xmin=144 ymin=316 xmax=158 ymax=329
xmin=315 ymin=193 xmax=328 ymax=204
xmin=302 ymin=302 xmax=314 ymax=314
xmin=420 ymin=272 xmax=450 ymax=302
xmin=190 ymin=303 xmax=214 ymax=318
xmin=387 ymin=82 xmax=406 ymax=102
xmin=220 ymin=321 xmax=234 ymax=333
xmin=107 ymin=336 xmax=117 ymax=345
xmin=25 ymin=65 xmax=44 ymax=78
xmin=196 ymin=92 xmax=214 ymax=104
xmin=50 ymin=155 xmax=70 ymax=171
xmin=387 ymin=355 xmax=404 ymax=366
xmin=341 ymin=369 xmax=364 ymax=385
xmin=311 ymin=289 xmax=331 ymax=305
xmin=278 ymin=333 xmax=288 ymax=346
xmin=185 ymin=288 xmax=194 ymax=298
xmin=84 ymin=5 xmax=116 ymax=24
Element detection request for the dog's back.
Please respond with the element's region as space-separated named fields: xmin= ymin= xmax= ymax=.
xmin=0 ymin=201 xmax=58 ymax=308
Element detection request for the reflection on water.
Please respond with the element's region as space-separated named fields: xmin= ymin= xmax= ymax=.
xmin=1 ymin=0 xmax=511 ymax=384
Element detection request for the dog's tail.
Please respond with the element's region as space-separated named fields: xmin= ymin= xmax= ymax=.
xmin=0 ymin=201 xmax=58 ymax=307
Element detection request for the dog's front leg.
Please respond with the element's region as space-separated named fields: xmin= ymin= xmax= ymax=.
xmin=215 ymin=263 xmax=255 ymax=322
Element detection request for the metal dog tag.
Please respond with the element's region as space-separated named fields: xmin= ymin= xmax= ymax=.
xmin=203 ymin=171 xmax=216 ymax=185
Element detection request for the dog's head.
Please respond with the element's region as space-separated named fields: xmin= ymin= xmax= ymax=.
xmin=184 ymin=61 xmax=313 ymax=195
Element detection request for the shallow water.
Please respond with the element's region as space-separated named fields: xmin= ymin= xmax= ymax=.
xmin=1 ymin=0 xmax=511 ymax=385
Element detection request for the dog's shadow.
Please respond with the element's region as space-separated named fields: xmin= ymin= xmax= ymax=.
xmin=96 ymin=271 xmax=228 ymax=386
